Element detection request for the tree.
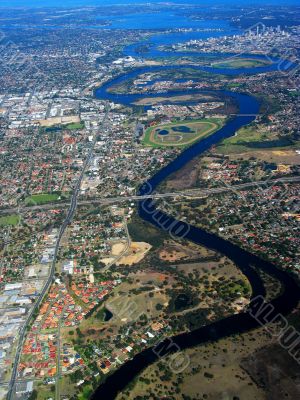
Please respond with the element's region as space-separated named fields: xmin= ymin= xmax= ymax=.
xmin=29 ymin=390 xmax=38 ymax=400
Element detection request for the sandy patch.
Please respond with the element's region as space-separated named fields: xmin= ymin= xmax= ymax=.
xmin=159 ymin=248 xmax=188 ymax=262
xmin=143 ymin=60 xmax=163 ymax=66
xmin=116 ymin=242 xmax=152 ymax=266
xmin=39 ymin=115 xmax=80 ymax=127
xmin=100 ymin=257 xmax=115 ymax=266
xmin=111 ymin=242 xmax=127 ymax=256
xmin=229 ymin=149 xmax=300 ymax=164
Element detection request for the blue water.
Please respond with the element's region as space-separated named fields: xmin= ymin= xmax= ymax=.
xmin=92 ymin=28 xmax=300 ymax=400
xmin=95 ymin=58 xmax=292 ymax=107
xmin=139 ymin=91 xmax=259 ymax=192
xmin=1 ymin=0 xmax=299 ymax=7
xmin=158 ymin=130 xmax=168 ymax=136
xmin=172 ymin=126 xmax=193 ymax=133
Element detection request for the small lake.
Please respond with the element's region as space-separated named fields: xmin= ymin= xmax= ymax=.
xmin=172 ymin=126 xmax=193 ymax=133
xmin=158 ymin=129 xmax=168 ymax=136
xmin=103 ymin=308 xmax=113 ymax=322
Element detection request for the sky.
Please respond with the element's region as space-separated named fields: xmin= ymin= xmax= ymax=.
xmin=0 ymin=0 xmax=299 ymax=7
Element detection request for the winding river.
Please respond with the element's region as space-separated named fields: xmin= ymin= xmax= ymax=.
xmin=92 ymin=34 xmax=300 ymax=399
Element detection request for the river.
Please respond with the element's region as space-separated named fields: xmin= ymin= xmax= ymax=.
xmin=92 ymin=30 xmax=300 ymax=400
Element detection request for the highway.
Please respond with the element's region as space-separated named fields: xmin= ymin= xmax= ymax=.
xmin=1 ymin=175 xmax=299 ymax=217
xmin=6 ymin=106 xmax=110 ymax=400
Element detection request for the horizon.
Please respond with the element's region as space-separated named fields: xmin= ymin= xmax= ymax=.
xmin=1 ymin=0 xmax=299 ymax=8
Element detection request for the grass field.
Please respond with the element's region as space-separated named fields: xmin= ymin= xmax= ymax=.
xmin=133 ymin=93 xmax=216 ymax=106
xmin=212 ymin=57 xmax=272 ymax=69
xmin=128 ymin=214 xmax=168 ymax=248
xmin=216 ymin=125 xmax=277 ymax=154
xmin=0 ymin=214 xmax=20 ymax=226
xmin=143 ymin=118 xmax=223 ymax=148
xmin=65 ymin=122 xmax=85 ymax=130
xmin=25 ymin=193 xmax=62 ymax=205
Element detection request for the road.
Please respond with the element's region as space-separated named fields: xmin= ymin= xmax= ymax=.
xmin=6 ymin=105 xmax=110 ymax=400
xmin=55 ymin=303 xmax=64 ymax=400
xmin=1 ymin=175 xmax=299 ymax=217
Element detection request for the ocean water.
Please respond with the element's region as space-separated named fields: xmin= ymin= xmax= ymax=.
xmin=0 ymin=0 xmax=299 ymax=7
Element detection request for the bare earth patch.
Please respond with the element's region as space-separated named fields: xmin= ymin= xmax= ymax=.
xmin=228 ymin=149 xmax=300 ymax=165
xmin=38 ymin=115 xmax=80 ymax=127
xmin=111 ymin=242 xmax=127 ymax=256
xmin=116 ymin=242 xmax=152 ymax=265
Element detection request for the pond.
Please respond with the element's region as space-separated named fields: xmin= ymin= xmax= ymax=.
xmin=172 ymin=125 xmax=193 ymax=133
xmin=158 ymin=129 xmax=169 ymax=135
xmin=103 ymin=308 xmax=113 ymax=322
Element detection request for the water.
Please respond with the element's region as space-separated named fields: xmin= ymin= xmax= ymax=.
xmin=1 ymin=0 xmax=299 ymax=7
xmin=95 ymin=60 xmax=290 ymax=107
xmin=4 ymin=3 xmax=292 ymax=396
xmin=103 ymin=308 xmax=113 ymax=321
xmin=92 ymin=84 xmax=300 ymax=399
xmin=158 ymin=129 xmax=168 ymax=136
xmin=125 ymin=24 xmax=240 ymax=54
xmin=172 ymin=126 xmax=192 ymax=133
xmin=92 ymin=25 xmax=300 ymax=399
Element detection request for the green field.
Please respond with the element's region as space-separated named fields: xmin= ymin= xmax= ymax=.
xmin=216 ymin=126 xmax=269 ymax=154
xmin=143 ymin=118 xmax=223 ymax=148
xmin=215 ymin=125 xmax=297 ymax=155
xmin=128 ymin=214 xmax=168 ymax=248
xmin=212 ymin=57 xmax=272 ymax=69
xmin=25 ymin=193 xmax=62 ymax=205
xmin=0 ymin=214 xmax=20 ymax=226
xmin=65 ymin=122 xmax=85 ymax=130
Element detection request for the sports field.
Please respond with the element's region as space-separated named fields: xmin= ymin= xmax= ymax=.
xmin=0 ymin=214 xmax=20 ymax=226
xmin=25 ymin=193 xmax=61 ymax=205
xmin=143 ymin=118 xmax=223 ymax=148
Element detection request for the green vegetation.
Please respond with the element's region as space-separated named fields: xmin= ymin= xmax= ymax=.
xmin=41 ymin=121 xmax=84 ymax=133
xmin=78 ymin=384 xmax=93 ymax=400
xmin=35 ymin=384 xmax=55 ymax=400
xmin=224 ymin=125 xmax=268 ymax=144
xmin=212 ymin=57 xmax=272 ymax=69
xmin=217 ymin=124 xmax=298 ymax=154
xmin=226 ymin=82 xmax=243 ymax=88
xmin=25 ymin=192 xmax=66 ymax=205
xmin=217 ymin=125 xmax=271 ymax=154
xmin=0 ymin=214 xmax=20 ymax=226
xmin=108 ymin=67 xmax=229 ymax=95
xmin=28 ymin=390 xmax=38 ymax=400
xmin=133 ymin=93 xmax=216 ymax=107
xmin=65 ymin=122 xmax=85 ymax=130
xmin=287 ymin=90 xmax=300 ymax=97
xmin=128 ymin=214 xmax=168 ymax=248
xmin=143 ymin=118 xmax=223 ymax=148
xmin=218 ymin=278 xmax=251 ymax=299
xmin=154 ymin=67 xmax=228 ymax=80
